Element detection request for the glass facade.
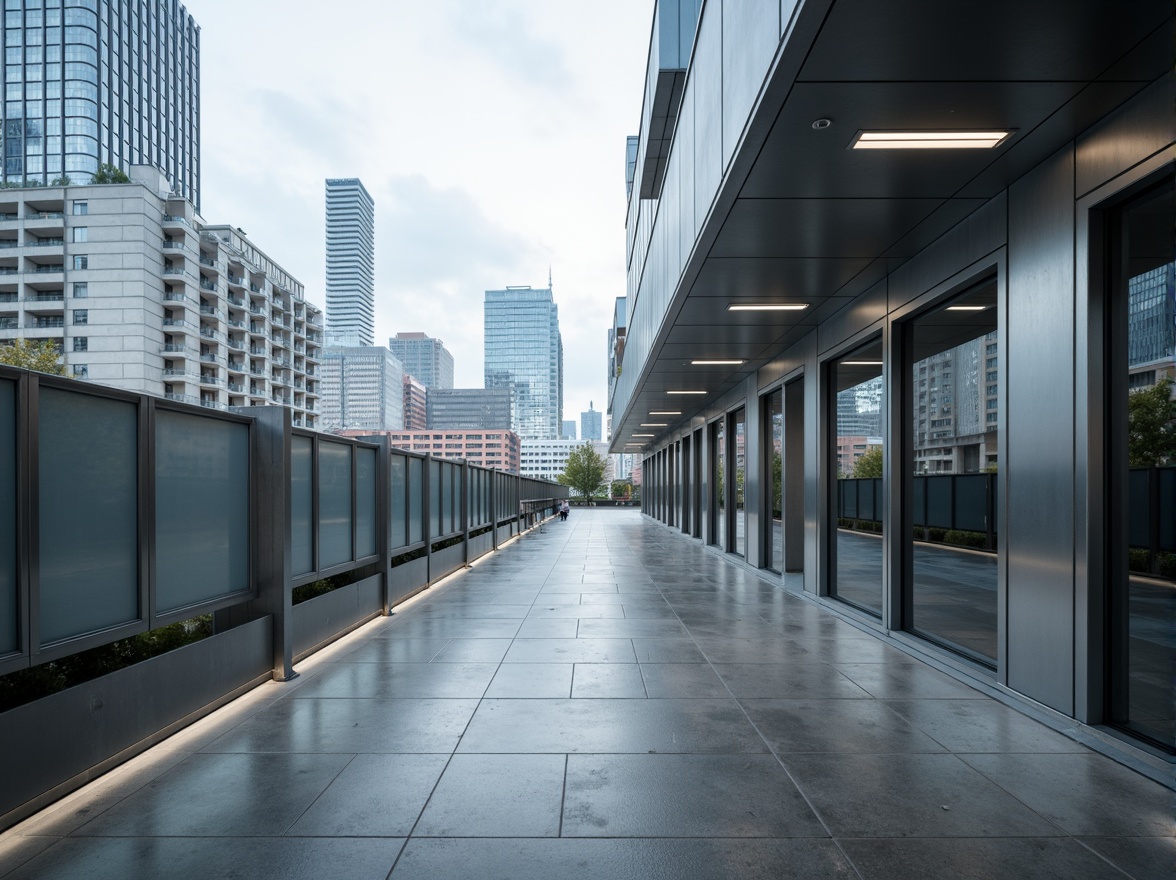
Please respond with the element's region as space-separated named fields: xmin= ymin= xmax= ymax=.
xmin=0 ymin=0 xmax=201 ymax=207
xmin=483 ymin=286 xmax=563 ymax=440
xmin=324 ymin=178 xmax=375 ymax=346
xmin=766 ymin=388 xmax=782 ymax=573
xmin=1107 ymin=173 xmax=1175 ymax=751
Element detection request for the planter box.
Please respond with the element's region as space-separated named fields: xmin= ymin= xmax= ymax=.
xmin=389 ymin=556 xmax=428 ymax=606
xmin=0 ymin=616 xmax=272 ymax=831
xmin=430 ymin=543 xmax=466 ymax=582
xmin=292 ymin=574 xmax=382 ymax=661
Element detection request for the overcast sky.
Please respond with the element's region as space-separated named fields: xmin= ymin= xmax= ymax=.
xmin=186 ymin=0 xmax=654 ymax=434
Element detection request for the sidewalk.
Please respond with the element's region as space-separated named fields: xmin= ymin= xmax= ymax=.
xmin=0 ymin=509 xmax=1171 ymax=879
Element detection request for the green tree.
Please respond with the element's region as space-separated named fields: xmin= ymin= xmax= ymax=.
xmin=852 ymin=445 xmax=883 ymax=478
xmin=610 ymin=480 xmax=633 ymax=499
xmin=1128 ymin=376 xmax=1176 ymax=468
xmin=771 ymin=450 xmax=782 ymax=518
xmin=0 ymin=339 xmax=66 ymax=375
xmin=558 ymin=442 xmax=609 ymax=501
xmin=91 ymin=163 xmax=131 ymax=184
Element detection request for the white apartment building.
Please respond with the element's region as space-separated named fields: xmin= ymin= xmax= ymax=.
xmin=0 ymin=166 xmax=322 ymax=427
xmin=519 ymin=438 xmax=580 ymax=481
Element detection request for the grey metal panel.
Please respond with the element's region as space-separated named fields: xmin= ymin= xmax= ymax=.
xmin=292 ymin=574 xmax=382 ymax=660
xmin=818 ymin=279 xmax=887 ymax=354
xmin=389 ymin=557 xmax=428 ymax=607
xmin=1006 ymin=145 xmax=1076 ymax=714
xmin=784 ymin=375 xmax=805 ymax=572
xmin=692 ymin=0 xmax=724 ymax=228
xmin=722 ymin=0 xmax=779 ymax=171
xmin=888 ymin=194 xmax=1008 ymax=310
xmin=742 ymin=374 xmax=763 ymax=565
xmin=0 ymin=615 xmax=271 ymax=828
xmin=1076 ymin=74 xmax=1176 ymax=199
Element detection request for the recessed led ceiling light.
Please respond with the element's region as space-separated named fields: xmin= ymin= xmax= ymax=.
xmin=633 ymin=433 xmax=655 ymax=438
xmin=851 ymin=130 xmax=1011 ymax=150
xmin=841 ymin=360 xmax=883 ymax=366
xmin=640 ymin=423 xmax=668 ymax=427
xmin=667 ymin=390 xmax=707 ymax=395
xmin=727 ymin=303 xmax=808 ymax=311
xmin=945 ymin=305 xmax=989 ymax=311
xmin=649 ymin=411 xmax=681 ymax=416
xmin=691 ymin=359 xmax=744 ymax=366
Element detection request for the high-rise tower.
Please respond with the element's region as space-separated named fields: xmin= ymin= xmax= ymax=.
xmin=0 ymin=0 xmax=202 ymax=207
xmin=484 ymin=284 xmax=563 ymax=439
xmin=325 ymin=178 xmax=375 ymax=345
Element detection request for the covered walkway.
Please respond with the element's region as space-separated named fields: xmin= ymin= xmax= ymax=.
xmin=0 ymin=509 xmax=1171 ymax=879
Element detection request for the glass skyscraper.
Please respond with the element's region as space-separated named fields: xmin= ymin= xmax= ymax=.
xmin=388 ymin=331 xmax=454 ymax=389
xmin=324 ymin=177 xmax=374 ymax=346
xmin=0 ymin=0 xmax=201 ymax=207
xmin=484 ymin=285 xmax=563 ymax=440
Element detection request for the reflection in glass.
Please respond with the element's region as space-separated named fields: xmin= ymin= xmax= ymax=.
xmin=713 ymin=419 xmax=726 ymax=549
xmin=766 ymin=389 xmax=783 ymax=573
xmin=907 ymin=281 xmax=998 ymax=664
xmin=291 ymin=436 xmax=313 ymax=574
xmin=734 ymin=409 xmax=746 ymax=556
xmin=832 ymin=341 xmax=884 ymax=615
xmin=0 ymin=379 xmax=15 ymax=655
xmin=1108 ymin=175 xmax=1175 ymax=751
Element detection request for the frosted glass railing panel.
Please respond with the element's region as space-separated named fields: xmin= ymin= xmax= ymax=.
xmin=408 ymin=457 xmax=423 ymax=544
xmin=155 ymin=411 xmax=249 ymax=614
xmin=447 ymin=462 xmax=459 ymax=533
xmin=389 ymin=454 xmax=408 ymax=550
xmin=38 ymin=387 xmax=138 ymax=644
xmin=356 ymin=446 xmax=377 ymax=558
xmin=0 ymin=378 xmax=15 ymax=655
xmin=318 ymin=441 xmax=353 ymax=569
xmin=430 ymin=459 xmax=443 ymax=538
xmin=291 ymin=435 xmax=314 ymax=575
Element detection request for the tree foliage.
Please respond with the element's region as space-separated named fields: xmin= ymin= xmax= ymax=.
xmin=0 ymin=338 xmax=66 ymax=375
xmin=852 ymin=445 xmax=883 ymax=479
xmin=610 ymin=480 xmax=633 ymax=499
xmin=558 ymin=442 xmax=609 ymax=501
xmin=91 ymin=163 xmax=131 ymax=184
xmin=1128 ymin=376 xmax=1176 ymax=468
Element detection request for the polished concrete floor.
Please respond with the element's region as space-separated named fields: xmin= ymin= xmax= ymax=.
xmin=1 ymin=510 xmax=1172 ymax=879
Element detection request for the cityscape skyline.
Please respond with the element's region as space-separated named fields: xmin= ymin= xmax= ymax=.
xmin=188 ymin=0 xmax=649 ymax=428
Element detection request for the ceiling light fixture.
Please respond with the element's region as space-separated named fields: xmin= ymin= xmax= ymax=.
xmin=840 ymin=360 xmax=883 ymax=366
xmin=945 ymin=305 xmax=989 ymax=311
xmin=667 ymin=390 xmax=707 ymax=395
xmin=727 ymin=303 xmax=808 ymax=312
xmin=691 ymin=359 xmax=744 ymax=366
xmin=851 ymin=130 xmax=1011 ymax=150
xmin=633 ymin=433 xmax=655 ymax=438
xmin=640 ymin=423 xmax=668 ymax=427
xmin=649 ymin=411 xmax=681 ymax=416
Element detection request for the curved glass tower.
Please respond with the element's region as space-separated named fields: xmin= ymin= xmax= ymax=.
xmin=0 ymin=0 xmax=201 ymax=207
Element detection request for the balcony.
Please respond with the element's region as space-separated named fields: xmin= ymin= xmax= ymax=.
xmin=30 ymin=264 xmax=64 ymax=274
xmin=199 ymin=280 xmax=217 ymax=293
xmin=227 ymin=293 xmax=246 ymax=307
xmin=162 ymin=214 xmax=190 ymax=227
xmin=200 ymin=305 xmax=225 ymax=320
xmin=0 ymin=317 xmax=18 ymax=330
xmin=161 ymin=240 xmax=187 ymax=251
xmin=160 ymin=343 xmax=196 ymax=355
xmin=162 ymin=318 xmax=196 ymax=331
xmin=25 ymin=237 xmax=64 ymax=247
xmin=28 ymin=317 xmax=64 ymax=328
xmin=0 ymin=240 xmax=19 ymax=249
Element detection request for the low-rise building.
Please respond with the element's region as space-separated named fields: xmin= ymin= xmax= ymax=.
xmin=402 ymin=374 xmax=427 ymax=430
xmin=342 ymin=429 xmax=521 ymax=473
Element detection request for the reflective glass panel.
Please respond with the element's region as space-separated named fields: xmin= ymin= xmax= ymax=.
xmin=1108 ymin=175 xmax=1175 ymax=751
xmin=713 ymin=420 xmax=725 ymax=548
xmin=156 ymin=411 xmax=249 ymax=613
xmin=389 ymin=453 xmax=407 ymax=550
xmin=430 ymin=459 xmax=442 ymax=538
xmin=407 ymin=456 xmax=423 ymax=544
xmin=39 ymin=387 xmax=138 ymax=643
xmin=831 ymin=340 xmax=884 ymax=615
xmin=733 ymin=410 xmax=746 ymax=556
xmin=766 ymin=388 xmax=783 ymax=573
xmin=907 ymin=281 xmax=998 ymax=664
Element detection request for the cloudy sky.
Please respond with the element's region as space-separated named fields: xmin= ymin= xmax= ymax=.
xmin=186 ymin=0 xmax=654 ymax=434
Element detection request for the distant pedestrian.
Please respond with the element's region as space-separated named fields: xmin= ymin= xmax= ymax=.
xmin=560 ymin=500 xmax=570 ymax=521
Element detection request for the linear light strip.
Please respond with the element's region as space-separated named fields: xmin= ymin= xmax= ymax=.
xmin=851 ymin=130 xmax=1011 ymax=150
xmin=727 ymin=304 xmax=808 ymax=311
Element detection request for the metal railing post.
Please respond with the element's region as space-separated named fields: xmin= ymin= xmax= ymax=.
xmin=248 ymin=405 xmax=294 ymax=680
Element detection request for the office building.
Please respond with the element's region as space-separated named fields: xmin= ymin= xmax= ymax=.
xmin=402 ymin=374 xmax=427 ymax=430
xmin=561 ymin=419 xmax=577 ymax=440
xmin=484 ymin=284 xmax=563 ymax=439
xmin=0 ymin=168 xmax=321 ymax=426
xmin=324 ymin=178 xmax=374 ymax=345
xmin=0 ymin=0 xmax=201 ymax=209
xmin=360 ymin=429 xmax=520 ymax=473
xmin=519 ymin=438 xmax=579 ymax=481
xmin=319 ymin=344 xmax=403 ymax=431
xmin=388 ymin=331 xmax=454 ymax=390
xmin=617 ymin=0 xmax=1175 ymax=763
xmin=427 ymin=387 xmax=513 ymax=431
xmin=580 ymin=401 xmax=602 ymax=441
